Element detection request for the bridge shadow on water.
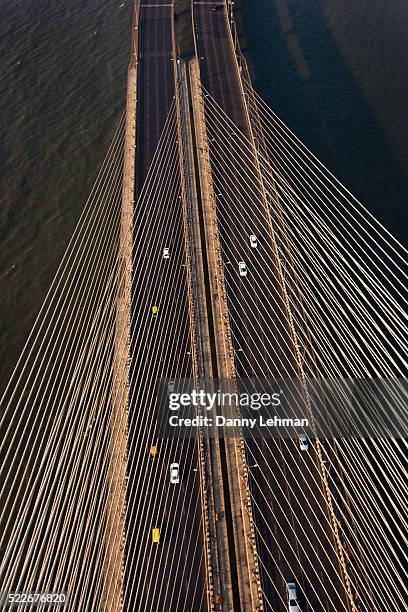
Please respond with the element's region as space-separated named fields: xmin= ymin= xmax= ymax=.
xmin=243 ymin=0 xmax=408 ymax=245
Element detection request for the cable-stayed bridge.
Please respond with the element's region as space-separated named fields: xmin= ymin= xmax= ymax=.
xmin=0 ymin=1 xmax=406 ymax=611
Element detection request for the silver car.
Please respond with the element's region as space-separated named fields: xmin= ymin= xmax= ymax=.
xmin=170 ymin=463 xmax=180 ymax=484
xmin=249 ymin=234 xmax=258 ymax=248
xmin=238 ymin=261 xmax=248 ymax=277
xmin=298 ymin=434 xmax=309 ymax=451
xmin=286 ymin=583 xmax=300 ymax=612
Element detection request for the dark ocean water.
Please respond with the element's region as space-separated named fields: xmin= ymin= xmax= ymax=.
xmin=0 ymin=0 xmax=132 ymax=389
xmin=0 ymin=0 xmax=407 ymax=391
xmin=243 ymin=0 xmax=408 ymax=237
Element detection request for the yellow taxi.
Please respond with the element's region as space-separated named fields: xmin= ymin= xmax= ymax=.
xmin=152 ymin=528 xmax=160 ymax=544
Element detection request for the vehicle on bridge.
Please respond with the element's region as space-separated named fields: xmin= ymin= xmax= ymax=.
xmin=170 ymin=463 xmax=180 ymax=484
xmin=150 ymin=445 xmax=157 ymax=458
xmin=249 ymin=234 xmax=258 ymax=249
xmin=239 ymin=261 xmax=248 ymax=277
xmin=298 ymin=434 xmax=309 ymax=451
xmin=286 ymin=582 xmax=300 ymax=611
xmin=152 ymin=528 xmax=160 ymax=544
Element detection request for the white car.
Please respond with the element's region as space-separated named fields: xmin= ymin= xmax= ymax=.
xmin=286 ymin=583 xmax=300 ymax=612
xmin=249 ymin=234 xmax=258 ymax=248
xmin=298 ymin=434 xmax=309 ymax=451
xmin=238 ymin=261 xmax=247 ymax=277
xmin=163 ymin=247 xmax=170 ymax=259
xmin=170 ymin=463 xmax=180 ymax=484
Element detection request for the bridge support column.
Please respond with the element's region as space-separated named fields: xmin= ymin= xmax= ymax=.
xmin=175 ymin=56 xmax=234 ymax=612
xmin=103 ymin=18 xmax=138 ymax=609
xmin=188 ymin=57 xmax=264 ymax=612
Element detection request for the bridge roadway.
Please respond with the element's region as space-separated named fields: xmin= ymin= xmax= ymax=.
xmin=125 ymin=1 xmax=207 ymax=610
xmin=192 ymin=2 xmax=350 ymax=610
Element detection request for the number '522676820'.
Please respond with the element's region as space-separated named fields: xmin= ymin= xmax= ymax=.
xmin=0 ymin=592 xmax=67 ymax=607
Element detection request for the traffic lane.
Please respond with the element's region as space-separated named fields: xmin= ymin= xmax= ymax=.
xmin=215 ymin=199 xmax=299 ymax=377
xmin=129 ymin=115 xmax=206 ymax=612
xmin=130 ymin=184 xmax=207 ymax=608
xmin=129 ymin=209 xmax=197 ymax=527
xmin=128 ymin=217 xmax=207 ymax=610
xmin=195 ymin=5 xmax=305 ymax=607
xmin=210 ymin=158 xmax=299 ymax=611
xmin=247 ymin=436 xmax=349 ymax=612
xmin=206 ymin=130 xmax=347 ymax=607
xmin=208 ymin=120 xmax=349 ymax=605
xmin=132 ymin=172 xmax=185 ymax=337
xmin=194 ymin=8 xmax=349 ymax=611
xmin=195 ymin=15 xmax=286 ymax=604
xmin=280 ymin=440 xmax=349 ymax=610
xmin=199 ymin=68 xmax=293 ymax=376
xmin=199 ymin=75 xmax=299 ymax=375
xmin=235 ymin=252 xmax=346 ymax=608
xmin=219 ymin=261 xmax=311 ymax=609
xmin=224 ymin=258 xmax=348 ymax=609
xmin=223 ymin=281 xmax=297 ymax=612
xmin=194 ymin=3 xmax=246 ymax=131
xmin=145 ymin=439 xmax=206 ymax=611
xmin=136 ymin=8 xmax=175 ymax=192
xmin=136 ymin=7 xmax=155 ymax=189
xmin=247 ymin=437 xmax=338 ymax=610
xmin=211 ymin=131 xmax=300 ymax=376
xmin=129 ymin=1 xmax=208 ymax=609
xmin=131 ymin=174 xmax=193 ymax=423
xmin=249 ymin=438 xmax=306 ymax=612
xmin=247 ymin=437 xmax=326 ymax=612
xmin=194 ymin=6 xmax=299 ymax=376
xmin=136 ymin=14 xmax=174 ymax=187
xmin=126 ymin=438 xmax=205 ymax=610
xmin=246 ymin=437 xmax=304 ymax=612
xmin=209 ymin=189 xmax=298 ymax=379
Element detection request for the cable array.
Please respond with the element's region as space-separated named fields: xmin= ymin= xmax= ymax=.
xmin=123 ymin=102 xmax=208 ymax=612
xmin=0 ymin=48 xmax=406 ymax=612
xmin=0 ymin=105 xmax=208 ymax=611
xmin=0 ymin=111 xmax=126 ymax=610
xmin=201 ymin=86 xmax=407 ymax=611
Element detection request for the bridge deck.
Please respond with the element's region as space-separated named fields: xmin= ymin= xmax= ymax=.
xmin=125 ymin=2 xmax=207 ymax=610
xmin=193 ymin=2 xmax=349 ymax=610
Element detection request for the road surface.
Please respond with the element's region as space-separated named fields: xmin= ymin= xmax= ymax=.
xmin=125 ymin=2 xmax=207 ymax=610
xmin=192 ymin=2 xmax=350 ymax=610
